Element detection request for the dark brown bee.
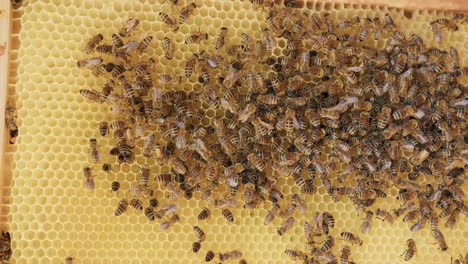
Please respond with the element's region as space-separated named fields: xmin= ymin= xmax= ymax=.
xmin=205 ymin=250 xmax=215 ymax=262
xmin=221 ymin=209 xmax=234 ymax=222
xmin=111 ymin=64 xmax=125 ymax=77
xmin=114 ymin=199 xmax=128 ymax=216
xmin=110 ymin=181 xmax=120 ymax=192
xmin=144 ymin=207 xmax=155 ymax=221
xmin=321 ymin=236 xmax=335 ymax=251
xmin=323 ymin=212 xmax=335 ymax=228
xmin=192 ymin=241 xmax=201 ymax=253
xmin=98 ymin=121 xmax=108 ymax=136
xmin=129 ymin=198 xmax=143 ymax=211
xmin=198 ymin=207 xmax=211 ymax=220
xmin=100 ymin=163 xmax=111 ymax=173
xmin=148 ymin=199 xmax=158 ymax=208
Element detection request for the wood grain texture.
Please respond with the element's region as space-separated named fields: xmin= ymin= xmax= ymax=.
xmin=307 ymin=0 xmax=468 ymax=12
xmin=0 ymin=1 xmax=11 ymax=231
xmin=0 ymin=2 xmax=11 ymax=176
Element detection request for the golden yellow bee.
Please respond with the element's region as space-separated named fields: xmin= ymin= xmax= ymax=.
xmin=277 ymin=217 xmax=294 ymax=236
xmin=119 ymin=18 xmax=139 ymax=37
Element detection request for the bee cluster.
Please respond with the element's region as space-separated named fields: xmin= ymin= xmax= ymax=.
xmin=77 ymin=1 xmax=466 ymax=263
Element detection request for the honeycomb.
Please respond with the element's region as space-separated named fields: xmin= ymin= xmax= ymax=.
xmin=4 ymin=0 xmax=467 ymax=264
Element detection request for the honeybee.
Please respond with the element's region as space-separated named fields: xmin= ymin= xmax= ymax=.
xmin=291 ymin=194 xmax=308 ymax=213
xmin=402 ymin=209 xmax=420 ymax=222
xmin=375 ymin=209 xmax=394 ymax=224
xmin=5 ymin=107 xmax=18 ymax=144
xmin=205 ymin=251 xmax=215 ymax=262
xmin=321 ymin=236 xmax=335 ymax=251
xmin=154 ymin=204 xmax=178 ymax=219
xmin=158 ymin=73 xmax=183 ymax=84
xmin=214 ymin=198 xmax=237 ymax=208
xmin=360 ymin=211 xmax=373 ymax=233
xmin=192 ymin=241 xmax=201 ymax=253
xmin=277 ymin=217 xmax=294 ymax=236
xmin=77 ymin=57 xmax=103 ymax=68
xmin=114 ymin=199 xmax=128 ymax=216
xmin=85 ymin=34 xmax=103 ymax=53
xmin=159 ymin=12 xmax=179 ymax=31
xmin=430 ymin=18 xmax=459 ymax=31
xmin=111 ymin=34 xmax=124 ymax=49
xmin=198 ymin=207 xmax=211 ymax=220
xmin=445 ymin=208 xmax=460 ymax=229
xmin=264 ymin=204 xmax=279 ymax=225
xmin=340 ymin=232 xmax=363 ymax=246
xmin=185 ymin=31 xmax=209 ymax=44
xmin=340 ymin=246 xmax=351 ymax=264
xmin=179 ymin=2 xmax=197 ymax=24
xmin=432 ymin=228 xmax=448 ymax=251
xmin=159 ymin=214 xmax=180 ymax=231
xmin=310 ymin=248 xmax=335 ymax=262
xmin=0 ymin=231 xmax=11 ymax=262
xmin=410 ymin=215 xmax=428 ymax=232
xmin=89 ymin=138 xmax=99 ymax=162
xmin=144 ymin=206 xmax=155 ymax=221
xmin=402 ymin=238 xmax=416 ymax=261
xmin=118 ymin=18 xmax=139 ymax=37
xmin=157 ymin=38 xmax=175 ymax=61
xmin=222 ymin=209 xmax=234 ymax=222
xmin=193 ymin=226 xmax=206 ymax=242
xmin=384 ymin=13 xmax=395 ymax=29
xmin=137 ymin=36 xmax=153 ymax=55
xmin=284 ymin=249 xmax=306 ymax=261
xmin=82 ymin=167 xmax=94 ymax=192
xmin=219 ymin=250 xmax=243 ymax=261
xmin=129 ymin=198 xmax=143 ymax=211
